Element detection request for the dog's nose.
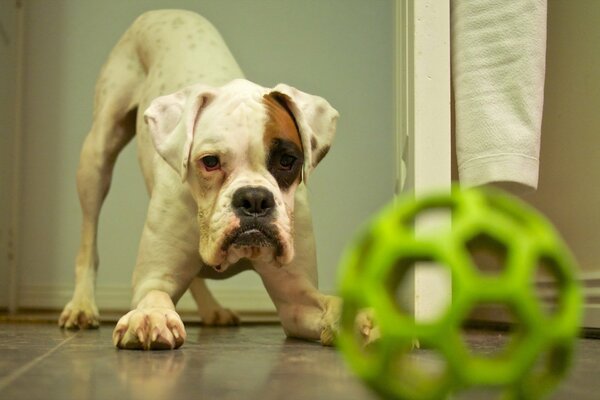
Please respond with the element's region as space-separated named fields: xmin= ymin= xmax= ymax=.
xmin=232 ymin=187 xmax=275 ymax=217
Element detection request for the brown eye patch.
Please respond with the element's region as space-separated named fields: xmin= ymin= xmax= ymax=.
xmin=267 ymin=139 xmax=304 ymax=190
xmin=262 ymin=92 xmax=304 ymax=190
xmin=262 ymin=92 xmax=303 ymax=153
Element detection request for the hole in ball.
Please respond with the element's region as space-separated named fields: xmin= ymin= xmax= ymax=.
xmin=461 ymin=302 xmax=523 ymax=360
xmin=465 ymin=233 xmax=509 ymax=276
xmin=387 ymin=257 xmax=451 ymax=323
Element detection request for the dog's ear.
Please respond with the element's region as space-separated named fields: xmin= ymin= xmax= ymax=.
xmin=270 ymin=84 xmax=339 ymax=181
xmin=144 ymin=84 xmax=215 ymax=181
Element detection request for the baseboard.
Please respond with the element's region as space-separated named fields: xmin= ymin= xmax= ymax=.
xmin=0 ymin=270 xmax=8 ymax=308
xmin=582 ymin=271 xmax=600 ymax=328
xmin=14 ymin=272 xmax=600 ymax=328
xmin=462 ymin=271 xmax=600 ymax=329
xmin=17 ymin=284 xmax=276 ymax=313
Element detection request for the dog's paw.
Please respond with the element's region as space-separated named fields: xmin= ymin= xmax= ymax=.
xmin=112 ymin=308 xmax=186 ymax=350
xmin=354 ymin=308 xmax=381 ymax=346
xmin=319 ymin=296 xmax=342 ymax=346
xmin=59 ymin=299 xmax=100 ymax=329
xmin=320 ymin=301 xmax=380 ymax=347
xmin=199 ymin=307 xmax=240 ymax=326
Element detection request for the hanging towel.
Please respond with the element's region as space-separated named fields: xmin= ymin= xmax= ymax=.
xmin=451 ymin=0 xmax=547 ymax=192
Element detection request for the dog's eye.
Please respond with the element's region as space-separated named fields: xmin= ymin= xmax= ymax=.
xmin=279 ymin=154 xmax=296 ymax=170
xmin=201 ymin=155 xmax=220 ymax=171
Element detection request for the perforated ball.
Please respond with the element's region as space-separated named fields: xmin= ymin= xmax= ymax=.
xmin=337 ymin=187 xmax=582 ymax=400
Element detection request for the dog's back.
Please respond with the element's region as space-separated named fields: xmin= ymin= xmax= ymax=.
xmin=123 ymin=10 xmax=243 ymax=104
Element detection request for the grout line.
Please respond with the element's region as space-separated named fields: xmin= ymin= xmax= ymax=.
xmin=0 ymin=333 xmax=78 ymax=392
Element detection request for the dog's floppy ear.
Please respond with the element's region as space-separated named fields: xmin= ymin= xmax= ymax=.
xmin=270 ymin=84 xmax=339 ymax=181
xmin=144 ymin=84 xmax=215 ymax=181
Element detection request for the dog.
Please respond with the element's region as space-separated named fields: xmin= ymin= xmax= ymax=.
xmin=57 ymin=9 xmax=373 ymax=349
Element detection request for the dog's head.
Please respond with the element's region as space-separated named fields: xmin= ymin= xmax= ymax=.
xmin=144 ymin=79 xmax=338 ymax=271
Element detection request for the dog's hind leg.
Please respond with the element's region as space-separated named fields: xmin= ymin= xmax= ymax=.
xmin=189 ymin=277 xmax=240 ymax=326
xmin=59 ymin=37 xmax=143 ymax=329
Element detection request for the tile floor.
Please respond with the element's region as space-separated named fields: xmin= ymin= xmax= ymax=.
xmin=0 ymin=321 xmax=598 ymax=400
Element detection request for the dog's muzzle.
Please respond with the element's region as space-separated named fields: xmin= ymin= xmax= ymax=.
xmin=221 ymin=186 xmax=283 ymax=255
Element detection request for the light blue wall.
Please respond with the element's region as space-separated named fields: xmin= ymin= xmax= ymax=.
xmin=17 ymin=0 xmax=395 ymax=309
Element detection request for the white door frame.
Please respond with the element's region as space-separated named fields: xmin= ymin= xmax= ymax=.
xmin=395 ymin=0 xmax=452 ymax=321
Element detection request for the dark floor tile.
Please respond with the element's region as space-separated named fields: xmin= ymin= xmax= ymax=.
xmin=0 ymin=323 xmax=598 ymax=400
xmin=0 ymin=324 xmax=78 ymax=384
xmin=0 ymin=324 xmax=375 ymax=400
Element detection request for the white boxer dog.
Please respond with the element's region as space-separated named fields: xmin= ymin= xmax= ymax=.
xmin=58 ymin=9 xmax=373 ymax=349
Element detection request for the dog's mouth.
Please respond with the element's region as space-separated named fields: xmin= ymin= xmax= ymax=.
xmin=221 ymin=221 xmax=283 ymax=257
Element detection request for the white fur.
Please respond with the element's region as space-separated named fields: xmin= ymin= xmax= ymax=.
xmin=58 ymin=9 xmax=371 ymax=349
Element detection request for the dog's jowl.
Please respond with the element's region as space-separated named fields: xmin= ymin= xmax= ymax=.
xmin=58 ymin=9 xmax=373 ymax=350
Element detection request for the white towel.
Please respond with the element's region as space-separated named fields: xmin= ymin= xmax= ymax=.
xmin=451 ymin=0 xmax=547 ymax=192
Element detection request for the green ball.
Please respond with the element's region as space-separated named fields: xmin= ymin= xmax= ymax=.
xmin=337 ymin=186 xmax=582 ymax=400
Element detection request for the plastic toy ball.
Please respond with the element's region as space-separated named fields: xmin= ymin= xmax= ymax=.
xmin=337 ymin=186 xmax=582 ymax=400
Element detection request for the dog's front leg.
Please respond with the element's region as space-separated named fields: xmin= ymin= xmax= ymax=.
xmin=257 ymin=264 xmax=342 ymax=345
xmin=257 ymin=186 xmax=375 ymax=345
xmin=112 ymin=245 xmax=198 ymax=350
xmin=257 ymin=247 xmax=382 ymax=347
xmin=258 ymin=263 xmax=377 ymax=346
xmin=256 ymin=193 xmax=372 ymax=345
xmin=113 ymin=180 xmax=200 ymax=350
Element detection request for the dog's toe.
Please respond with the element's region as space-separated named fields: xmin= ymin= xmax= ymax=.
xmin=149 ymin=326 xmax=176 ymax=350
